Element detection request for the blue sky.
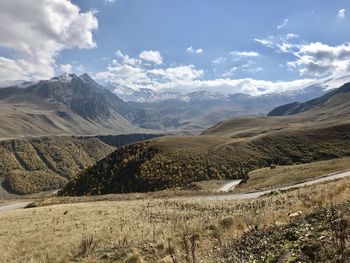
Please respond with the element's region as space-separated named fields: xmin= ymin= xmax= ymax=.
xmin=67 ymin=0 xmax=350 ymax=80
xmin=1 ymin=0 xmax=350 ymax=94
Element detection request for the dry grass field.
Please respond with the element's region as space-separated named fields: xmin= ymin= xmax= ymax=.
xmin=0 ymin=176 xmax=349 ymax=263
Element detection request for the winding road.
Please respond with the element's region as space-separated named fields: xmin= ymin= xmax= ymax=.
xmin=191 ymin=170 xmax=350 ymax=201
xmin=218 ymin=180 xmax=243 ymax=192
xmin=0 ymin=170 xmax=349 ymax=213
xmin=0 ymin=202 xmax=31 ymax=213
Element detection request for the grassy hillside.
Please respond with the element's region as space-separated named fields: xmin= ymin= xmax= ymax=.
xmin=0 ymin=136 xmax=114 ymax=194
xmin=0 ymin=102 xmax=141 ymax=139
xmin=268 ymin=82 xmax=350 ymax=116
xmin=61 ymin=123 xmax=350 ymax=195
xmin=0 ymin=134 xmax=160 ymax=195
xmin=61 ymin=82 xmax=350 ymax=196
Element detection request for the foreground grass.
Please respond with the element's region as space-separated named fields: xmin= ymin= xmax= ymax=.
xmin=216 ymin=201 xmax=350 ymax=262
xmin=0 ymin=177 xmax=349 ymax=263
xmin=236 ymin=157 xmax=350 ymax=192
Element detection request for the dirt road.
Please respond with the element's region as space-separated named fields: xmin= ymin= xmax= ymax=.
xmin=193 ymin=170 xmax=350 ymax=201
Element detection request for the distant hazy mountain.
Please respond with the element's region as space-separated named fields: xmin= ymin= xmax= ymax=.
xmin=117 ymin=84 xmax=327 ymax=132
xmin=110 ymin=75 xmax=350 ymax=132
xmin=114 ymin=74 xmax=350 ymax=103
xmin=0 ymin=73 xmax=143 ymax=138
xmin=115 ymin=88 xmax=228 ymax=103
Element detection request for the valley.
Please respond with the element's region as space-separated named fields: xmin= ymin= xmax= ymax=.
xmin=0 ymin=75 xmax=350 ymax=263
xmin=0 ymin=134 xmax=160 ymax=195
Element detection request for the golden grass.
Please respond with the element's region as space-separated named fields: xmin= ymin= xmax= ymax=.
xmin=0 ymin=176 xmax=349 ymax=263
xmin=235 ymin=157 xmax=350 ymax=192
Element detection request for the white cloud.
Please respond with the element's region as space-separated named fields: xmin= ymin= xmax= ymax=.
xmin=96 ymin=56 xmax=203 ymax=92
xmin=0 ymin=0 xmax=98 ymax=80
xmin=338 ymin=9 xmax=346 ymax=19
xmin=286 ymin=33 xmax=299 ymax=39
xmin=254 ymin=37 xmax=274 ymax=47
xmin=277 ymin=18 xmax=289 ymax=30
xmin=76 ymin=65 xmax=85 ymax=73
xmin=149 ymin=65 xmax=203 ymax=81
xmin=116 ymin=50 xmax=140 ymax=66
xmin=139 ymin=50 xmax=163 ymax=65
xmin=222 ymin=60 xmax=262 ymax=75
xmin=255 ymin=34 xmax=350 ymax=77
xmin=185 ymin=78 xmax=313 ymax=95
xmin=287 ymin=42 xmax=350 ymax=77
xmin=246 ymin=67 xmax=263 ymax=73
xmin=104 ymin=0 xmax=116 ymax=4
xmin=186 ymin=46 xmax=204 ymax=54
xmin=96 ymin=51 xmax=314 ymax=96
xmin=230 ymin=51 xmax=259 ymax=58
xmin=0 ymin=57 xmax=29 ymax=80
xmin=222 ymin=67 xmax=238 ymax=77
xmin=96 ymin=64 xmax=151 ymax=90
xmin=59 ymin=64 xmax=73 ymax=73
xmin=255 ymin=34 xmax=300 ymax=53
xmin=212 ymin=57 xmax=227 ymax=64
xmin=186 ymin=46 xmax=194 ymax=53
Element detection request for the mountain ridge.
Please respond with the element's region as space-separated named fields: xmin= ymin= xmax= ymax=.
xmin=0 ymin=73 xmax=149 ymax=139
xmin=268 ymin=82 xmax=350 ymax=116
xmin=1 ymin=73 xmax=350 ymax=138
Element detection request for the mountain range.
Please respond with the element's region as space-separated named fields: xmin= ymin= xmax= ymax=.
xmin=114 ymin=74 xmax=350 ymax=103
xmin=113 ymin=75 xmax=350 ymax=131
xmin=1 ymin=73 xmax=350 ymax=139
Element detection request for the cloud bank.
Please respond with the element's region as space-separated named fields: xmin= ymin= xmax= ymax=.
xmin=256 ymin=34 xmax=350 ymax=77
xmin=96 ymin=50 xmax=313 ymax=95
xmin=139 ymin=50 xmax=163 ymax=65
xmin=0 ymin=0 xmax=98 ymax=80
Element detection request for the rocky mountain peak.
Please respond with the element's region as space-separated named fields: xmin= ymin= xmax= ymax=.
xmin=50 ymin=73 xmax=79 ymax=83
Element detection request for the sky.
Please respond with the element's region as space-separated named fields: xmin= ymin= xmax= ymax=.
xmin=0 ymin=0 xmax=350 ymax=95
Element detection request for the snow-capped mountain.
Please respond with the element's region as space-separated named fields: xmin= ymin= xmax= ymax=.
xmin=50 ymin=72 xmax=80 ymax=83
xmin=115 ymin=88 xmax=229 ymax=103
xmin=112 ymin=74 xmax=350 ymax=104
xmin=2 ymin=73 xmax=350 ymax=134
